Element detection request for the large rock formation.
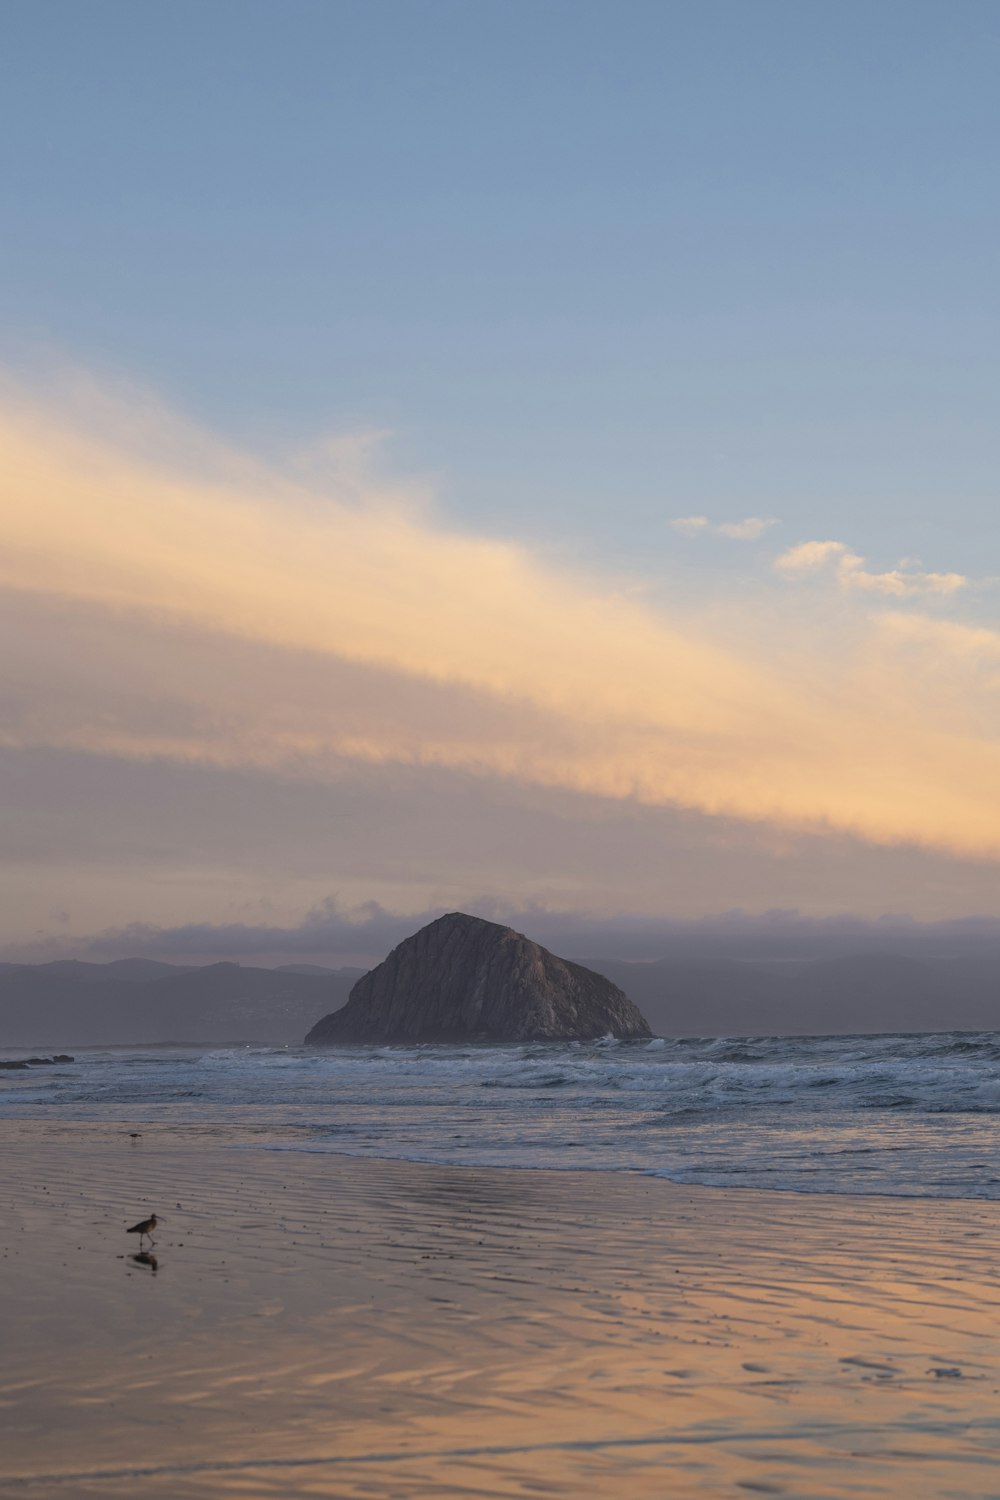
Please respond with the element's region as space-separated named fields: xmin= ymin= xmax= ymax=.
xmin=304 ymin=912 xmax=653 ymax=1044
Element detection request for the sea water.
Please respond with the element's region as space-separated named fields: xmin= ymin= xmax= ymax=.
xmin=3 ymin=1031 xmax=1000 ymax=1199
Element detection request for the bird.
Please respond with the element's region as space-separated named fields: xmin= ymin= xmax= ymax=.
xmin=126 ymin=1213 xmax=158 ymax=1246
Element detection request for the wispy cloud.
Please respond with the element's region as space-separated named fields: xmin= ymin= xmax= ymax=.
xmin=671 ymin=515 xmax=778 ymax=540
xmin=1 ymin=374 xmax=1000 ymax=862
xmin=775 ymin=539 xmax=967 ymax=597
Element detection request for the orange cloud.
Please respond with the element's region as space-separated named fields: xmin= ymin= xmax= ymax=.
xmin=2 ymin=377 xmax=1000 ymax=859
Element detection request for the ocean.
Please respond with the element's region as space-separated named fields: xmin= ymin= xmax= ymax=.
xmin=3 ymin=1030 xmax=999 ymax=1200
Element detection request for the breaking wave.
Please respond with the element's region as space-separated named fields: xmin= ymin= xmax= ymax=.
xmin=3 ymin=1030 xmax=1000 ymax=1199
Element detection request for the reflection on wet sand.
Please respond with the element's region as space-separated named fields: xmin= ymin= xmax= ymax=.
xmin=130 ymin=1251 xmax=159 ymax=1274
xmin=3 ymin=1125 xmax=1000 ymax=1498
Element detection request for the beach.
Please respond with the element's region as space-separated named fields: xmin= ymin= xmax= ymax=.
xmin=4 ymin=1120 xmax=1000 ymax=1499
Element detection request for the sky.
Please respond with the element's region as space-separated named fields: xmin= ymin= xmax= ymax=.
xmin=2 ymin=1 xmax=1000 ymax=963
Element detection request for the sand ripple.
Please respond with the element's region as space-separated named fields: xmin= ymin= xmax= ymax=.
xmin=3 ymin=1122 xmax=1000 ymax=1497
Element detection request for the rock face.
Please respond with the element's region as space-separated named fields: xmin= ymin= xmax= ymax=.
xmin=304 ymin=912 xmax=653 ymax=1044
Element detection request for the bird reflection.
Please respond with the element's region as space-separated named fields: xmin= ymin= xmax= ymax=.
xmin=130 ymin=1251 xmax=159 ymax=1274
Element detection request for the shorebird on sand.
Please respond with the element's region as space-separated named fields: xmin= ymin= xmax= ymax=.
xmin=126 ymin=1213 xmax=158 ymax=1247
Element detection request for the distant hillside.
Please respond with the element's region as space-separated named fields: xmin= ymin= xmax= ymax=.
xmin=0 ymin=961 xmax=362 ymax=1048
xmin=3 ymin=940 xmax=997 ymax=1047
xmin=587 ymin=950 xmax=1000 ymax=1036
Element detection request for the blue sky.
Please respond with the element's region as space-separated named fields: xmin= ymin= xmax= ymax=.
xmin=3 ymin=2 xmax=1000 ymax=957
xmin=4 ymin=0 xmax=998 ymax=574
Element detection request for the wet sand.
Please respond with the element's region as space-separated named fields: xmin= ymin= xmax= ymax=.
xmin=3 ymin=1120 xmax=1000 ymax=1498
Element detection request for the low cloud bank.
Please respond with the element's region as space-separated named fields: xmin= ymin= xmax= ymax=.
xmin=9 ymin=899 xmax=1000 ymax=970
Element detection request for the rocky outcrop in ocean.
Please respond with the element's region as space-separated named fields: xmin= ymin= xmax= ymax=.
xmin=304 ymin=912 xmax=653 ymax=1044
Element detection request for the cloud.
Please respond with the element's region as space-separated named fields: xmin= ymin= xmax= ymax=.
xmin=79 ymin=897 xmax=416 ymax=966
xmin=671 ymin=515 xmax=778 ymax=540
xmin=8 ymin=734 xmax=1000 ymax=961
xmin=876 ymin=611 xmax=1000 ymax=663
xmin=2 ymin=373 xmax=1000 ymax=870
xmin=775 ymin=539 xmax=967 ymax=597
xmin=10 ymin=894 xmax=1000 ymax=968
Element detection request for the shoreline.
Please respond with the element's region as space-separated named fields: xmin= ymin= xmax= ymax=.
xmin=4 ymin=1114 xmax=998 ymax=1206
xmin=5 ymin=1122 xmax=1000 ymax=1497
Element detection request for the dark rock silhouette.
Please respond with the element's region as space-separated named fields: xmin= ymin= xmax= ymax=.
xmin=304 ymin=912 xmax=652 ymax=1044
